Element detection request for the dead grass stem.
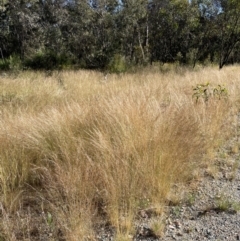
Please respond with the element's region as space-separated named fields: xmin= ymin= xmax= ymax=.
xmin=0 ymin=66 xmax=239 ymax=239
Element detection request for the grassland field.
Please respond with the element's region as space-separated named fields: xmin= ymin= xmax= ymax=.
xmin=0 ymin=65 xmax=240 ymax=240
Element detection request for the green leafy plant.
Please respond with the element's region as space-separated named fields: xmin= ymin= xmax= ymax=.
xmin=215 ymin=194 xmax=240 ymax=212
xmin=137 ymin=198 xmax=151 ymax=209
xmin=107 ymin=54 xmax=128 ymax=73
xmin=47 ymin=212 xmax=53 ymax=226
xmin=0 ymin=55 xmax=22 ymax=71
xmin=213 ymin=84 xmax=228 ymax=100
xmin=0 ymin=59 xmax=10 ymax=70
xmin=193 ymin=83 xmax=228 ymax=103
xmin=186 ymin=193 xmax=196 ymax=206
xmin=193 ymin=82 xmax=211 ymax=103
xmin=171 ymin=206 xmax=181 ymax=217
xmin=9 ymin=55 xmax=22 ymax=71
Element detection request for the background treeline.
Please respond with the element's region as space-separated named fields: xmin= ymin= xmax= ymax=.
xmin=0 ymin=0 xmax=240 ymax=71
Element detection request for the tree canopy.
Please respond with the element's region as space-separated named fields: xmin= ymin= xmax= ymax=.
xmin=0 ymin=0 xmax=239 ymax=70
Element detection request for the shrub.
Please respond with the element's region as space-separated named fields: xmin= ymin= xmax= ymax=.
xmin=107 ymin=54 xmax=128 ymax=73
xmin=193 ymin=82 xmax=228 ymax=103
xmin=0 ymin=59 xmax=10 ymax=71
xmin=0 ymin=55 xmax=22 ymax=71
xmin=24 ymin=50 xmax=73 ymax=70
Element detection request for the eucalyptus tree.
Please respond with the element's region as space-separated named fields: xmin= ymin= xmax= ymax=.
xmin=0 ymin=0 xmax=41 ymax=61
xmin=193 ymin=0 xmax=240 ymax=68
xmin=62 ymin=0 xmax=119 ymax=68
xmin=149 ymin=0 xmax=198 ymax=64
xmin=116 ymin=0 xmax=149 ymax=64
xmin=37 ymin=0 xmax=67 ymax=49
xmin=190 ymin=0 xmax=220 ymax=67
xmin=0 ymin=0 xmax=10 ymax=60
xmin=86 ymin=0 xmax=120 ymax=68
xmin=216 ymin=0 xmax=240 ymax=68
xmin=0 ymin=0 xmax=239 ymax=70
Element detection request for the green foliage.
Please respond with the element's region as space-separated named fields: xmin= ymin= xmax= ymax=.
xmin=1 ymin=0 xmax=240 ymax=69
xmin=0 ymin=59 xmax=10 ymax=71
xmin=215 ymin=194 xmax=240 ymax=212
xmin=193 ymin=83 xmax=228 ymax=103
xmin=0 ymin=55 xmax=22 ymax=71
xmin=186 ymin=193 xmax=196 ymax=206
xmin=213 ymin=85 xmax=228 ymax=100
xmin=171 ymin=206 xmax=181 ymax=217
xmin=107 ymin=54 xmax=128 ymax=73
xmin=9 ymin=55 xmax=22 ymax=71
xmin=193 ymin=82 xmax=211 ymax=103
xmin=137 ymin=198 xmax=151 ymax=209
xmin=24 ymin=50 xmax=73 ymax=70
xmin=47 ymin=212 xmax=53 ymax=226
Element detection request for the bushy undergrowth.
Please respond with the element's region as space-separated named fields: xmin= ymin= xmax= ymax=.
xmin=0 ymin=66 xmax=239 ymax=240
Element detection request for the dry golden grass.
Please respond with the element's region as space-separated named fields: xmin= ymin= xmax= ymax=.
xmin=0 ymin=65 xmax=240 ymax=240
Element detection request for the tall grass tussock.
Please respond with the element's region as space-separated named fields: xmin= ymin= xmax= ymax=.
xmin=0 ymin=66 xmax=240 ymax=240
